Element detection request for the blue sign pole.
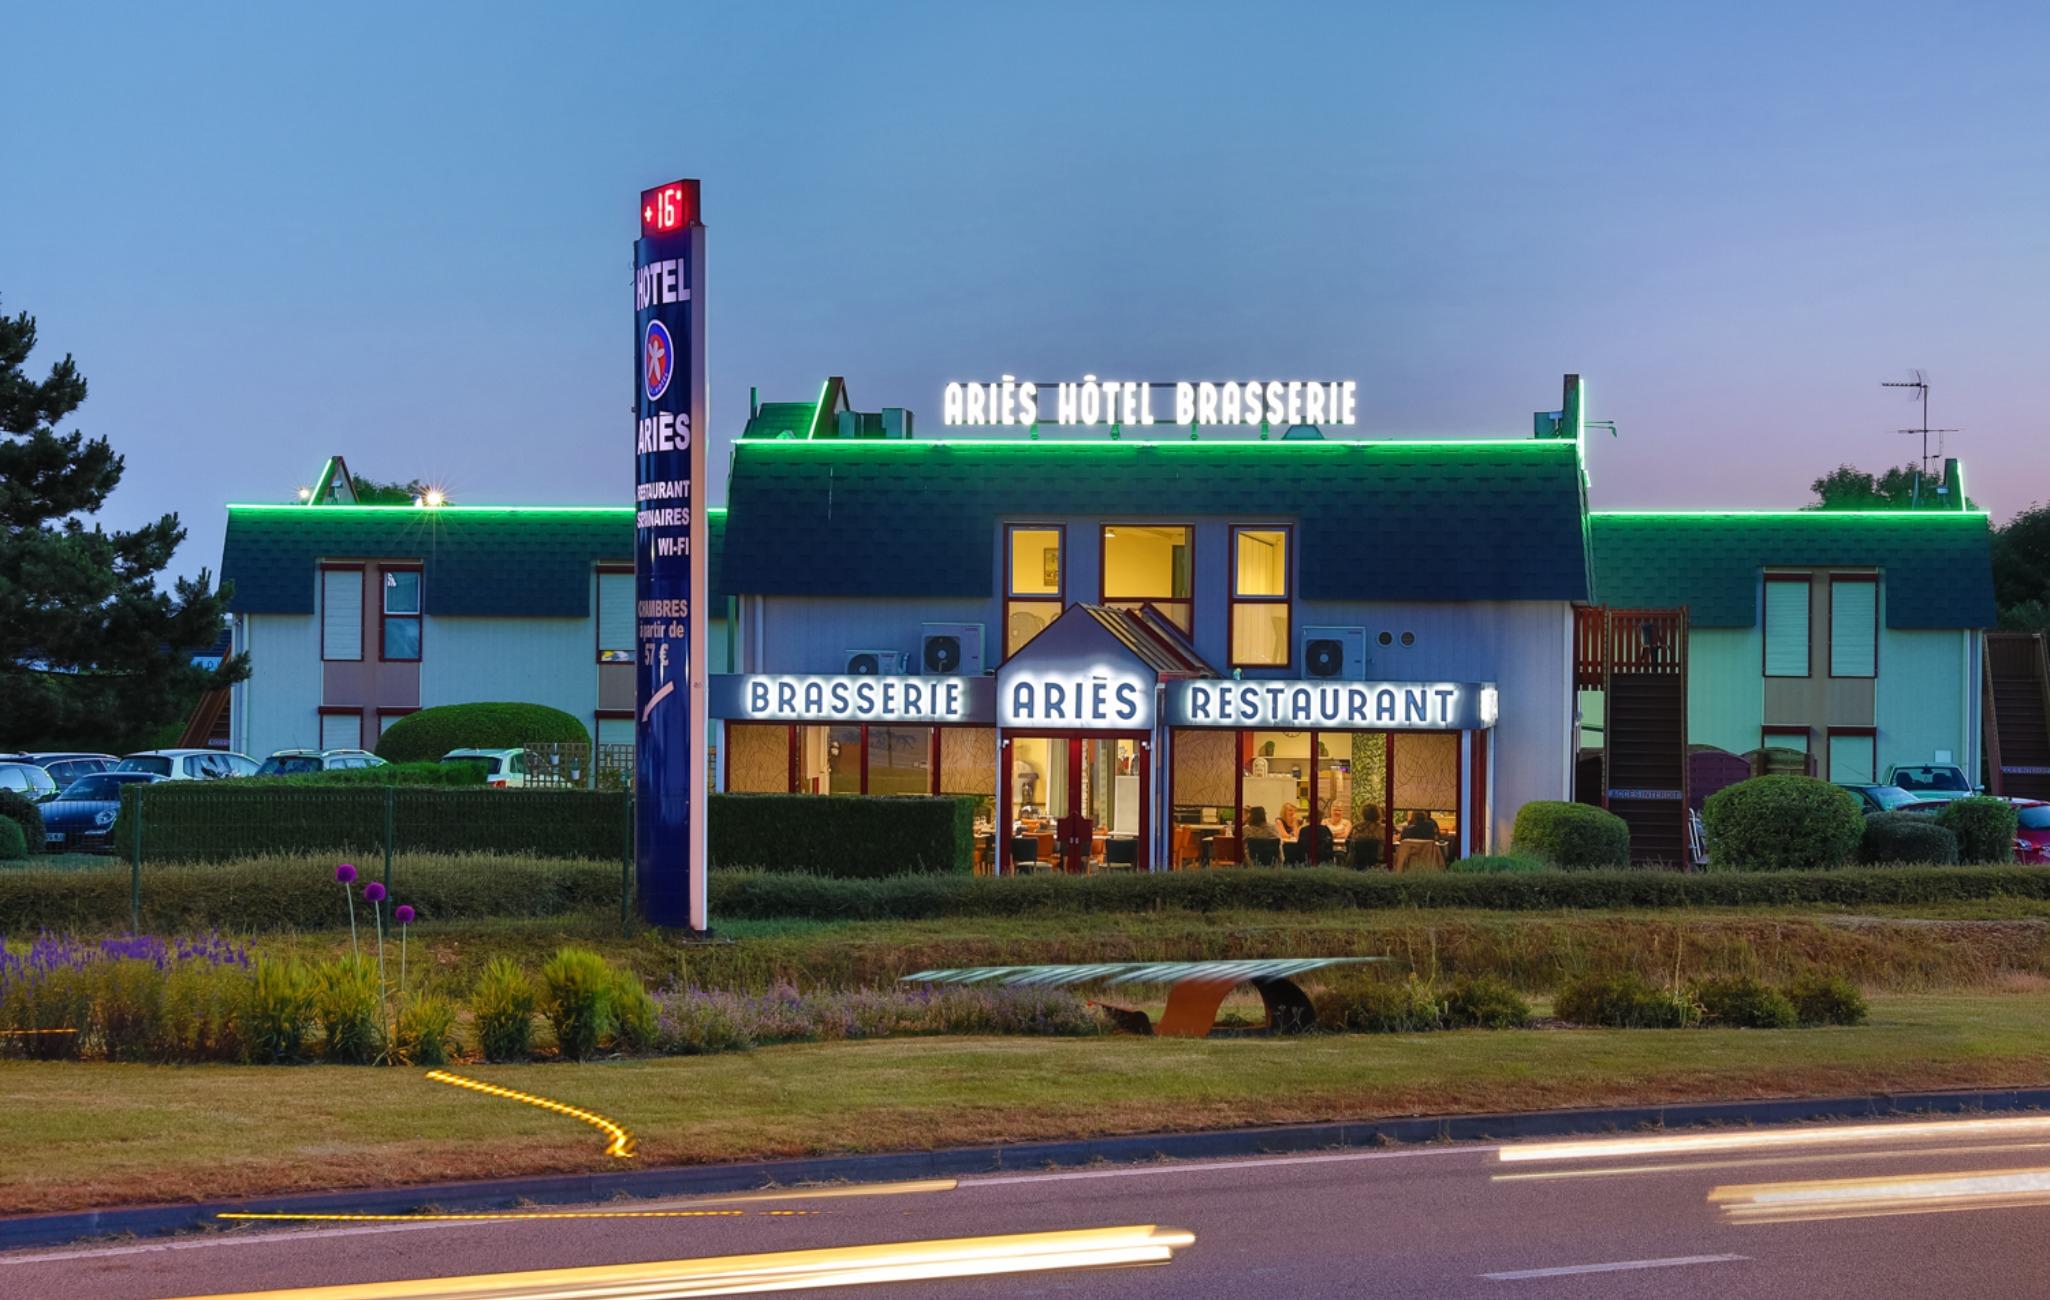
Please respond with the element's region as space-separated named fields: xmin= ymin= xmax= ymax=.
xmin=632 ymin=179 xmax=708 ymax=931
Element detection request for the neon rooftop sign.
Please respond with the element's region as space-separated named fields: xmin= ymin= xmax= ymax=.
xmin=943 ymin=376 xmax=1358 ymax=429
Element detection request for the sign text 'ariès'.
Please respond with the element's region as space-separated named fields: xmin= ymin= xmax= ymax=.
xmin=942 ymin=377 xmax=1358 ymax=429
xmin=1000 ymin=666 xmax=1155 ymax=731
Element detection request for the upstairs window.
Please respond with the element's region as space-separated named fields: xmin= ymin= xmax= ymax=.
xmin=321 ymin=566 xmax=363 ymax=661
xmin=1763 ymin=575 xmax=1811 ymax=677
xmin=1005 ymin=525 xmax=1064 ymax=659
xmin=1101 ymin=524 xmax=1193 ymax=633
xmin=381 ymin=567 xmax=422 ymax=661
xmin=597 ymin=567 xmax=634 ymax=663
xmin=1230 ymin=526 xmax=1291 ymax=667
xmin=1829 ymin=575 xmax=1878 ymax=678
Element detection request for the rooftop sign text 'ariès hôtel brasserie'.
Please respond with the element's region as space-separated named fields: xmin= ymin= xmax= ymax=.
xmin=942 ymin=377 xmax=1358 ymax=429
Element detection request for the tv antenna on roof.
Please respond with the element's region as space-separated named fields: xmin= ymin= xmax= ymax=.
xmin=1880 ymin=370 xmax=1959 ymax=507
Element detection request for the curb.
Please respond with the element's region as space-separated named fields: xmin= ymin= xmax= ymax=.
xmin=8 ymin=1085 xmax=2050 ymax=1251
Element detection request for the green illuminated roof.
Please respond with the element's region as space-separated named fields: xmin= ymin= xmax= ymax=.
xmin=221 ymin=506 xmax=728 ymax=616
xmin=1589 ymin=511 xmax=1996 ymax=628
xmin=720 ymin=439 xmax=1592 ymax=602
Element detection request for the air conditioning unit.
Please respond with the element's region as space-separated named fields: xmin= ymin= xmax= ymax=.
xmin=845 ymin=649 xmax=908 ymax=675
xmin=921 ymin=623 xmax=985 ymax=676
xmin=1301 ymin=626 xmax=1367 ymax=680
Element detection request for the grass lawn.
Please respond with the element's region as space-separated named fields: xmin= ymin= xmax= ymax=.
xmin=5 ymin=992 xmax=2050 ymax=1216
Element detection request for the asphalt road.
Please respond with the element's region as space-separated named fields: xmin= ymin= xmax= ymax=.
xmin=16 ymin=1114 xmax=2050 ymax=1298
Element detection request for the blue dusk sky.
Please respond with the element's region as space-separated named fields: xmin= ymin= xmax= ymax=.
xmin=5 ymin=1 xmax=2046 ymax=582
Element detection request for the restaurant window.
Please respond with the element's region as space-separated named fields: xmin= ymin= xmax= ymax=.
xmin=1101 ymin=524 xmax=1192 ymax=633
xmin=597 ymin=568 xmax=635 ymax=663
xmin=725 ymin=723 xmax=788 ymax=793
xmin=940 ymin=726 xmax=998 ymax=830
xmin=1828 ymin=575 xmax=1877 ymax=678
xmin=1390 ymin=731 xmax=1460 ymax=853
xmin=320 ymin=566 xmax=363 ymax=661
xmin=796 ymin=724 xmax=864 ymax=794
xmin=866 ymin=725 xmax=934 ymax=796
xmin=1827 ymin=728 xmax=1876 ymax=785
xmin=1763 ymin=575 xmax=1810 ymax=678
xmin=381 ymin=567 xmax=423 ymax=662
xmin=1005 ymin=525 xmax=1064 ymax=658
xmin=1230 ymin=526 xmax=1291 ymax=667
xmin=1169 ymin=729 xmax=1237 ymax=867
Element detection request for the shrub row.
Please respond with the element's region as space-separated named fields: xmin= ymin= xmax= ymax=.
xmin=262 ymin=760 xmax=489 ymax=788
xmin=0 ymin=791 xmax=43 ymax=859
xmin=1556 ymin=970 xmax=1867 ymax=1029
xmin=708 ymin=864 xmax=2050 ymax=921
xmin=709 ymin=794 xmax=976 ymax=876
xmin=1313 ymin=973 xmax=1533 ymax=1033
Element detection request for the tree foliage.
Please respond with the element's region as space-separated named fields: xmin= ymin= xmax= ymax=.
xmin=349 ymin=473 xmax=429 ymax=506
xmin=1807 ymin=462 xmax=1927 ymax=511
xmin=0 ymin=296 xmax=247 ymax=751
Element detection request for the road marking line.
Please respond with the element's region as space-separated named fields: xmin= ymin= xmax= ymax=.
xmin=3 ymin=1222 xmax=467 ymax=1265
xmin=968 ymin=1143 xmax=1493 ymax=1187
xmin=1482 ymin=1253 xmax=1748 ymax=1281
xmin=425 ymin=1069 xmax=636 ymax=1158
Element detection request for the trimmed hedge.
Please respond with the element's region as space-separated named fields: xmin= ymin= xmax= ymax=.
xmin=114 ymin=785 xmax=630 ymax=863
xmin=278 ymin=761 xmax=490 ymax=788
xmin=1860 ymin=812 xmax=1959 ymax=866
xmin=709 ymin=794 xmax=976 ymax=876
xmin=374 ymin=702 xmax=590 ymax=764
xmin=706 ymin=864 xmax=2050 ymax=921
xmin=0 ymin=818 xmax=25 ymax=861
xmin=1939 ymin=797 xmax=2020 ymax=865
xmin=1703 ymin=776 xmax=1864 ymax=871
xmin=1510 ymin=802 xmax=1630 ymax=868
xmin=0 ymin=790 xmax=43 ymax=858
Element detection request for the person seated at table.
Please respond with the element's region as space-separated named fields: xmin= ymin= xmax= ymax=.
xmin=1243 ymin=805 xmax=1281 ymax=865
xmin=1324 ymin=808 xmax=1352 ymax=844
xmin=1348 ymin=804 xmax=1385 ymax=868
xmin=1276 ymin=802 xmax=1304 ymax=843
xmin=1400 ymin=808 xmax=1442 ymax=841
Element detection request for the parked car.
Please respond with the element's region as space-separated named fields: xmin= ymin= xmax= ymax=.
xmin=256 ymin=748 xmax=389 ymax=776
xmin=0 ymin=760 xmax=60 ymax=802
xmin=38 ymin=772 xmax=164 ymax=852
xmin=1836 ymin=783 xmax=1931 ymax=815
xmin=2014 ymin=801 xmax=2050 ymax=865
xmin=439 ymin=748 xmax=527 ymax=788
xmin=113 ymin=749 xmax=260 ymax=781
xmin=11 ymin=752 xmax=119 ymax=787
xmin=1885 ymin=763 xmax=1978 ymax=796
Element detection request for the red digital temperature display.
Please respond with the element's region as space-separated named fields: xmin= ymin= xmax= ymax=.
xmin=640 ymin=180 xmax=699 ymax=235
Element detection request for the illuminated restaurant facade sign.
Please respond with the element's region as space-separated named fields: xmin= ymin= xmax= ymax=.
xmin=712 ymin=673 xmax=992 ymax=724
xmin=942 ymin=377 xmax=1358 ymax=428
xmin=1166 ymin=680 xmax=1499 ymax=731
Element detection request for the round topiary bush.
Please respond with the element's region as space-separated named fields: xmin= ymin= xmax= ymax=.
xmin=1313 ymin=975 xmax=1442 ymax=1033
xmin=1937 ymin=796 xmax=2020 ymax=865
xmin=0 ymin=816 xmax=26 ymax=861
xmin=1859 ymin=811 xmax=1960 ymax=866
xmin=374 ymin=702 xmax=591 ymax=765
xmin=1692 ymin=975 xmax=1798 ymax=1029
xmin=1441 ymin=975 xmax=1532 ymax=1029
xmin=1554 ymin=971 xmax=1700 ymax=1028
xmin=1785 ymin=974 xmax=1868 ymax=1026
xmin=1702 ymin=775 xmax=1863 ymax=871
xmin=1510 ymin=801 xmax=1631 ymax=869
xmin=0 ymin=790 xmax=42 ymax=858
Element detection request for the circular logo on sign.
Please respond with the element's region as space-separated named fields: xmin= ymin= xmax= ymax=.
xmin=643 ymin=319 xmax=674 ymax=403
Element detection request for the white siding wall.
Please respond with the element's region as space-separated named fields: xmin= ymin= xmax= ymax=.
xmin=1686 ymin=627 xmax=1765 ymax=754
xmin=238 ymin=613 xmax=325 ymax=758
xmin=418 ymin=616 xmax=594 ymax=721
xmin=1877 ymin=628 xmax=1972 ymax=776
xmin=748 ymin=597 xmax=998 ymax=674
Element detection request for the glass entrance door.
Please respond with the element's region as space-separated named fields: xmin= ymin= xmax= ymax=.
xmin=1006 ymin=735 xmax=1147 ymax=873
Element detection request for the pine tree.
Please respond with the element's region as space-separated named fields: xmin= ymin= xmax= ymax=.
xmin=0 ymin=296 xmax=247 ymax=752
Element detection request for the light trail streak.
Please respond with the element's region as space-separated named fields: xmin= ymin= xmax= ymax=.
xmin=424 ymin=1069 xmax=635 ymax=1159
xmin=1492 ymin=1139 xmax=2050 ymax=1183
xmin=1713 ymin=1164 xmax=2050 ymax=1224
xmin=218 ymin=1210 xmax=814 ymax=1223
xmin=1497 ymin=1114 xmax=2050 ymax=1164
xmin=165 ymin=1224 xmax=1197 ymax=1298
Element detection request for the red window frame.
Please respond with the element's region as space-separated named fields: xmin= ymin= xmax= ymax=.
xmin=316 ymin=705 xmax=366 ymax=751
xmin=318 ymin=563 xmax=364 ymax=663
xmin=1826 ymin=573 xmax=1879 ymax=679
xmin=1099 ymin=522 xmax=1194 ymax=635
xmin=1003 ymin=523 xmax=1065 ymax=663
xmin=377 ymin=564 xmax=424 ymax=663
xmin=1229 ymin=524 xmax=1294 ymax=670
xmin=1762 ymin=573 xmax=1812 ymax=678
xmin=595 ymin=563 xmax=635 ymax=665
xmin=1825 ymin=725 xmax=1878 ymax=783
xmin=776 ymin=722 xmax=951 ymax=795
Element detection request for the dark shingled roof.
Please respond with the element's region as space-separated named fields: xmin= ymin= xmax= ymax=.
xmin=1589 ymin=512 xmax=1997 ymax=629
xmin=221 ymin=507 xmax=728 ymax=617
xmin=720 ymin=440 xmax=1592 ymax=602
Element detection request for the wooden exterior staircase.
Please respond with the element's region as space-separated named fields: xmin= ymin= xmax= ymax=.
xmin=1578 ymin=605 xmax=1692 ymax=866
xmin=1985 ymin=631 xmax=2050 ymax=801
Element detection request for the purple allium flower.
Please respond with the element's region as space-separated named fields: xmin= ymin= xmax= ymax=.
xmin=336 ymin=863 xmax=358 ymax=883
xmin=394 ymin=905 xmax=415 ymax=925
xmin=363 ymin=881 xmax=386 ymax=903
